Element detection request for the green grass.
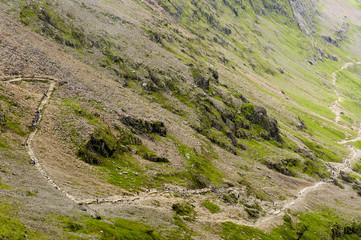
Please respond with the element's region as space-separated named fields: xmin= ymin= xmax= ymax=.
xmin=5 ymin=121 xmax=27 ymax=136
xmin=202 ymin=200 xmax=221 ymax=214
xmin=340 ymin=98 xmax=361 ymax=122
xmin=53 ymin=215 xmax=166 ymax=239
xmin=351 ymin=141 xmax=361 ymax=150
xmin=221 ymin=208 xmax=361 ymax=240
xmin=26 ymin=191 xmax=37 ymax=197
xmin=0 ymin=138 xmax=10 ymax=149
xmin=20 ymin=0 xmax=85 ymax=49
xmin=62 ymin=98 xmax=101 ymax=126
xmin=171 ymin=136 xmax=223 ymax=188
xmin=352 ymin=162 xmax=361 ymax=174
xmin=0 ymin=176 xmax=11 ymax=190
xmin=0 ymin=214 xmax=48 ymax=239
xmin=172 ymin=202 xmax=196 ymax=219
xmin=0 ymin=200 xmax=48 ymax=239
xmin=337 ymin=67 xmax=361 ymax=100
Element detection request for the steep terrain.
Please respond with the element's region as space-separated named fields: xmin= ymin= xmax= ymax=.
xmin=2 ymin=0 xmax=361 ymax=239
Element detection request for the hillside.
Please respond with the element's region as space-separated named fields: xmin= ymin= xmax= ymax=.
xmin=2 ymin=0 xmax=361 ymax=239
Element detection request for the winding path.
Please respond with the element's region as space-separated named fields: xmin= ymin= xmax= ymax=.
xmin=3 ymin=62 xmax=361 ymax=228
xmin=2 ymin=76 xmax=78 ymax=203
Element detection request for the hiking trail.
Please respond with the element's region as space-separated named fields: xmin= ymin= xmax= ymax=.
xmin=3 ymin=62 xmax=361 ymax=227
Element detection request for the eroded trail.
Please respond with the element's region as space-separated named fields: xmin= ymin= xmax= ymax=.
xmin=3 ymin=77 xmax=78 ymax=203
xmin=329 ymin=62 xmax=361 ymax=177
xmin=3 ymin=62 xmax=361 ymax=229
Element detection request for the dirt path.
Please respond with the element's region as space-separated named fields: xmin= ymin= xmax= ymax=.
xmin=83 ymin=62 xmax=361 ymax=227
xmin=329 ymin=62 xmax=361 ymax=176
xmin=3 ymin=63 xmax=361 ymax=229
xmin=2 ymin=77 xmax=79 ymax=203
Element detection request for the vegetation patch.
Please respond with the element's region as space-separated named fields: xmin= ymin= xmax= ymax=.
xmin=264 ymin=158 xmax=300 ymax=177
xmin=0 ymin=213 xmax=48 ymax=239
xmin=53 ymin=215 xmax=165 ymax=239
xmin=173 ymin=137 xmax=223 ymax=189
xmin=20 ymin=0 xmax=85 ymax=49
xmin=353 ymin=162 xmax=361 ymax=174
xmin=221 ymin=208 xmax=361 ymax=240
xmin=244 ymin=202 xmax=263 ymax=219
xmin=202 ymin=200 xmax=220 ymax=214
xmin=172 ymin=202 xmax=196 ymax=221
xmin=351 ymin=141 xmax=361 ymax=150
xmin=238 ymin=176 xmax=271 ymax=201
xmin=78 ymin=127 xmax=169 ymax=191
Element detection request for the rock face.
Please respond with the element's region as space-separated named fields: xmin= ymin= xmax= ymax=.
xmin=0 ymin=111 xmax=6 ymax=125
xmin=79 ymin=129 xmax=119 ymax=165
xmin=322 ymin=36 xmax=340 ymax=47
xmin=289 ymin=0 xmax=318 ymax=35
xmin=336 ymin=22 xmax=349 ymax=41
xmin=340 ymin=171 xmax=353 ymax=183
xmin=121 ymin=116 xmax=167 ymax=136
xmin=246 ymin=106 xmax=283 ymax=142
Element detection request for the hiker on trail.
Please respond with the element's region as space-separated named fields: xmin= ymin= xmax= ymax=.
xmin=43 ymin=93 xmax=47 ymax=98
xmin=96 ymin=199 xmax=99 ymax=204
xmin=30 ymin=160 xmax=35 ymax=165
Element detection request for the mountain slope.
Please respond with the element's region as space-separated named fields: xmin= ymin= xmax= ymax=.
xmin=2 ymin=0 xmax=361 ymax=239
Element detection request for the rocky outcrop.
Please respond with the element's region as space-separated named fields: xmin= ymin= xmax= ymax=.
xmin=121 ymin=116 xmax=167 ymax=136
xmin=245 ymin=106 xmax=283 ymax=142
xmin=264 ymin=158 xmax=300 ymax=177
xmin=289 ymin=0 xmax=318 ymax=35
xmin=322 ymin=36 xmax=340 ymax=47
xmin=78 ymin=128 xmax=121 ymax=165
xmin=336 ymin=22 xmax=349 ymax=41
xmin=0 ymin=111 xmax=6 ymax=126
xmin=308 ymin=48 xmax=338 ymax=65
xmin=296 ymin=117 xmax=307 ymax=131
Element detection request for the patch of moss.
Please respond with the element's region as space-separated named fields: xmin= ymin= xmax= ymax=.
xmin=167 ymin=214 xmax=195 ymax=239
xmin=202 ymin=200 xmax=220 ymax=214
xmin=173 ymin=137 xmax=223 ymax=188
xmin=172 ymin=202 xmax=196 ymax=219
xmin=26 ymin=191 xmax=37 ymax=197
xmin=53 ymin=215 xmax=165 ymax=239
xmin=0 ymin=176 xmax=11 ymax=190
xmin=20 ymin=1 xmax=85 ymax=49
xmin=222 ymin=208 xmax=361 ymax=240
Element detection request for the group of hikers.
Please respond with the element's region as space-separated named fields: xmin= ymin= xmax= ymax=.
xmin=3 ymin=72 xmax=35 ymax=81
xmin=29 ymin=90 xmax=48 ymax=165
xmin=31 ymin=93 xmax=47 ymax=127
xmin=32 ymin=109 xmax=41 ymax=127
